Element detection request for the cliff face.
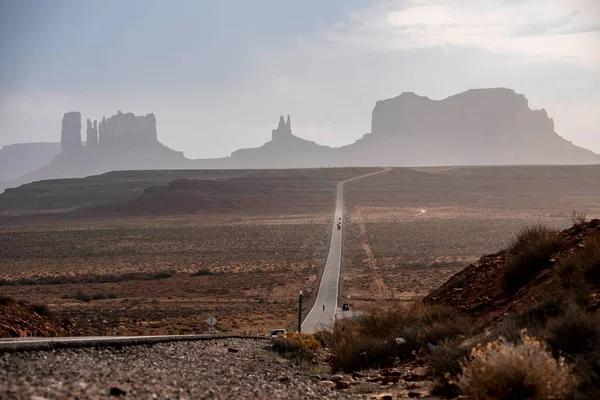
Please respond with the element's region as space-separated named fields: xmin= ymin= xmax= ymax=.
xmin=345 ymin=88 xmax=598 ymax=166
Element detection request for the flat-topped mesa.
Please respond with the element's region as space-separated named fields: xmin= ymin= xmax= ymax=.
xmin=272 ymin=115 xmax=292 ymax=141
xmin=97 ymin=111 xmax=158 ymax=147
xmin=371 ymin=87 xmax=555 ymax=137
xmin=86 ymin=119 xmax=98 ymax=148
xmin=60 ymin=112 xmax=82 ymax=155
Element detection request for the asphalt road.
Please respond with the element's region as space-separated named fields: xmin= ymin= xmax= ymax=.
xmin=301 ymin=168 xmax=390 ymax=334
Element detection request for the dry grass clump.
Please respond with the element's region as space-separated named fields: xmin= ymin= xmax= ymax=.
xmin=271 ymin=332 xmax=321 ymax=359
xmin=571 ymin=210 xmax=588 ymax=226
xmin=556 ymin=235 xmax=600 ymax=305
xmin=458 ymin=332 xmax=576 ymax=400
xmin=327 ymin=303 xmax=470 ymax=372
xmin=503 ymin=224 xmax=562 ymax=294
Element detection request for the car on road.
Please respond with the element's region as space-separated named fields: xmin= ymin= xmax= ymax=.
xmin=269 ymin=329 xmax=287 ymax=338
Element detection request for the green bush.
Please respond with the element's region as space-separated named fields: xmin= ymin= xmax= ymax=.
xmin=545 ymin=307 xmax=600 ymax=357
xmin=556 ymin=236 xmax=600 ymax=306
xmin=503 ymin=225 xmax=561 ymax=294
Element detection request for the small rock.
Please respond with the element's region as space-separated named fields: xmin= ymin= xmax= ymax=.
xmin=395 ymin=337 xmax=407 ymax=345
xmin=330 ymin=374 xmax=344 ymax=382
xmin=335 ymin=381 xmax=351 ymax=390
xmin=381 ymin=369 xmax=403 ymax=377
xmin=277 ymin=376 xmax=290 ymax=382
xmin=318 ymin=380 xmax=336 ymax=389
xmin=405 ymin=366 xmax=429 ymax=381
xmin=109 ymin=387 xmax=126 ymax=397
xmin=310 ymin=374 xmax=321 ymax=381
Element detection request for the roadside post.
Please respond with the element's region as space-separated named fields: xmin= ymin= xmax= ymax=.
xmin=298 ymin=291 xmax=303 ymax=333
xmin=207 ymin=315 xmax=217 ymax=334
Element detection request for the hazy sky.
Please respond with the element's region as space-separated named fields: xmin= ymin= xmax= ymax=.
xmin=0 ymin=0 xmax=598 ymax=158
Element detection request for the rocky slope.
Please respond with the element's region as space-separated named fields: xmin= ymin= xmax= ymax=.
xmin=424 ymin=219 xmax=600 ymax=326
xmin=0 ymin=297 xmax=80 ymax=338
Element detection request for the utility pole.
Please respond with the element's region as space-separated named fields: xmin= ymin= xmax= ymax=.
xmin=298 ymin=290 xmax=303 ymax=333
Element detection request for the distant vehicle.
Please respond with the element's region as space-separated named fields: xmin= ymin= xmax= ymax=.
xmin=337 ymin=222 xmax=341 ymax=230
xmin=342 ymin=303 xmax=350 ymax=311
xmin=269 ymin=329 xmax=287 ymax=337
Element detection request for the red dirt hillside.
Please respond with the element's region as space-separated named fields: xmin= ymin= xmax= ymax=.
xmin=424 ymin=219 xmax=600 ymax=326
xmin=0 ymin=297 xmax=81 ymax=338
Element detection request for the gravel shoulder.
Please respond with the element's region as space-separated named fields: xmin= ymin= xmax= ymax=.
xmin=0 ymin=338 xmax=357 ymax=400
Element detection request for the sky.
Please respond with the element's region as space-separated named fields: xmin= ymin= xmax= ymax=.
xmin=0 ymin=0 xmax=598 ymax=159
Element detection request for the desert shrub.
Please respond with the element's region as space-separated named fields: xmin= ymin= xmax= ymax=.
xmin=503 ymin=225 xmax=561 ymax=294
xmin=271 ymin=332 xmax=321 ymax=359
xmin=312 ymin=330 xmax=331 ymax=347
xmin=545 ymin=307 xmax=600 ymax=357
xmin=428 ymin=338 xmax=470 ymax=399
xmin=0 ymin=271 xmax=174 ymax=286
xmin=571 ymin=210 xmax=588 ymax=226
xmin=328 ymin=303 xmax=471 ymax=372
xmin=191 ymin=269 xmax=213 ymax=276
xmin=32 ymin=304 xmax=54 ymax=318
xmin=72 ymin=292 xmax=117 ymax=302
xmin=513 ymin=297 xmax=566 ymax=331
xmin=556 ymin=236 xmax=600 ymax=305
xmin=0 ymin=296 xmax=14 ymax=306
xmin=458 ymin=333 xmax=576 ymax=400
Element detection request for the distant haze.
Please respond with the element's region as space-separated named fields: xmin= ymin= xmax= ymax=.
xmin=0 ymin=0 xmax=599 ymax=158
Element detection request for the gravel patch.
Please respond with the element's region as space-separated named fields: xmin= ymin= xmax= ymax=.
xmin=0 ymin=338 xmax=357 ymax=399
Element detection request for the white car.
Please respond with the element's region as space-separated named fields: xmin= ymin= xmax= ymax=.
xmin=269 ymin=329 xmax=287 ymax=337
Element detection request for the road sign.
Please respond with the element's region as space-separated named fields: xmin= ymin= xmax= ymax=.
xmin=207 ymin=315 xmax=217 ymax=326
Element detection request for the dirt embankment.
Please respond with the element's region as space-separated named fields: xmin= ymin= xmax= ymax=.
xmin=0 ymin=297 xmax=81 ymax=338
xmin=424 ymin=219 xmax=600 ymax=326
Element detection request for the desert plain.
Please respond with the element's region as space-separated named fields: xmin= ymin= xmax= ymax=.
xmin=1 ymin=165 xmax=600 ymax=335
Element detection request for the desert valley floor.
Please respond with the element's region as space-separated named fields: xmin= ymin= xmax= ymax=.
xmin=1 ymin=166 xmax=600 ymax=335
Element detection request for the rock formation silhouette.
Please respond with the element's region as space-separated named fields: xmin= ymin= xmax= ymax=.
xmin=3 ymin=88 xmax=598 ymax=188
xmin=0 ymin=143 xmax=61 ymax=182
xmin=60 ymin=112 xmax=82 ymax=155
xmin=86 ymin=119 xmax=98 ymax=148
xmin=272 ymin=115 xmax=292 ymax=141
xmin=341 ymin=88 xmax=597 ymax=166
xmin=19 ymin=111 xmax=185 ymax=183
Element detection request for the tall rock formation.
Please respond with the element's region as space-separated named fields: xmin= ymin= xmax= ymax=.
xmin=101 ymin=111 xmax=158 ymax=145
xmin=93 ymin=120 xmax=98 ymax=144
xmin=86 ymin=119 xmax=98 ymax=148
xmin=98 ymin=117 xmax=108 ymax=147
xmin=272 ymin=115 xmax=292 ymax=141
xmin=60 ymin=112 xmax=82 ymax=155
